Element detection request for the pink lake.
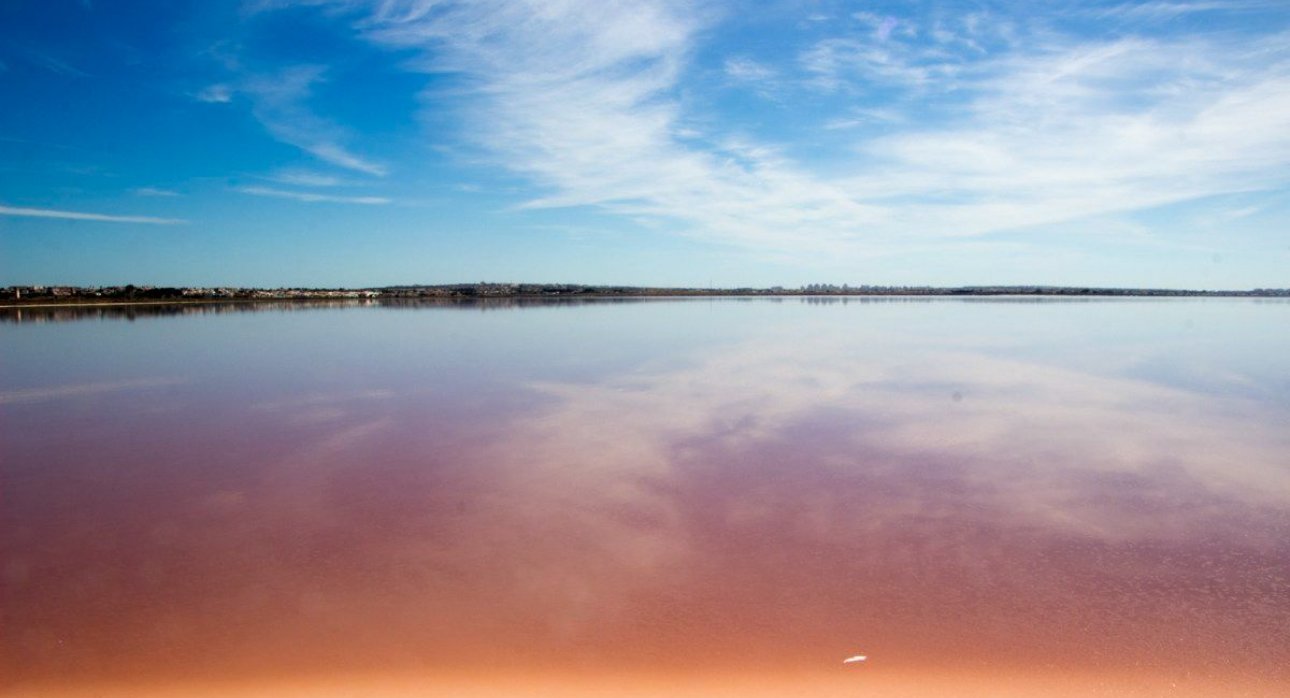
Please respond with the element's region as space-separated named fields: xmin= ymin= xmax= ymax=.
xmin=3 ymin=298 xmax=1288 ymax=696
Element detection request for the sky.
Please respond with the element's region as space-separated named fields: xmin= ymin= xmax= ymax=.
xmin=1 ymin=0 xmax=1289 ymax=288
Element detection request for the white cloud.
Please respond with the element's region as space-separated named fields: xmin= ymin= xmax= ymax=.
xmin=269 ymin=169 xmax=345 ymax=187
xmin=852 ymin=11 xmax=917 ymax=42
xmin=822 ymin=108 xmax=905 ymax=130
xmin=195 ymin=84 xmax=233 ymax=103
xmin=132 ymin=187 xmax=181 ymax=197
xmin=265 ymin=1 xmax=1290 ymax=257
xmin=237 ymin=185 xmax=390 ymax=204
xmin=326 ymin=0 xmax=881 ymax=252
xmin=0 ymin=204 xmax=186 ymax=224
xmin=834 ymin=33 xmax=1290 ymax=237
xmin=800 ymin=31 xmax=972 ymax=92
xmin=243 ymin=66 xmax=387 ymax=176
xmin=1095 ymin=1 xmax=1283 ymax=20
xmin=724 ymin=56 xmax=776 ymax=83
xmin=723 ymin=56 xmax=782 ymax=101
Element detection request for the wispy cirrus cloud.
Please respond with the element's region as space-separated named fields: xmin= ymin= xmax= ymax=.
xmin=723 ymin=56 xmax=776 ymax=83
xmin=1094 ymin=1 xmax=1285 ymax=20
xmin=243 ymin=65 xmax=387 ymax=176
xmin=802 ymin=38 xmax=965 ymax=92
xmin=268 ymin=169 xmax=345 ymax=187
xmin=237 ymin=185 xmax=390 ymax=204
xmin=132 ymin=187 xmax=181 ymax=197
xmin=831 ymin=31 xmax=1290 ymax=236
xmin=20 ymin=47 xmax=89 ymax=77
xmin=0 ymin=204 xmax=186 ymax=224
xmin=260 ymin=1 xmax=1290 ymax=257
xmin=851 ymin=11 xmax=918 ymax=43
xmin=192 ymin=70 xmax=380 ymax=181
xmin=326 ymin=0 xmax=880 ymax=252
xmin=195 ymin=83 xmax=233 ymax=103
xmin=822 ymin=107 xmax=905 ymax=131
xmin=723 ymin=56 xmax=781 ymax=100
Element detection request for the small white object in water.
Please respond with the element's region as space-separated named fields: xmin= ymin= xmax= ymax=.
xmin=843 ymin=655 xmax=867 ymax=664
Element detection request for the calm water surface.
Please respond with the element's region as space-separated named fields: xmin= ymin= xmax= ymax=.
xmin=2 ymin=298 xmax=1288 ymax=697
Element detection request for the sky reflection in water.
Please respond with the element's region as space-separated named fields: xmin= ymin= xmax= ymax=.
xmin=2 ymin=299 xmax=1288 ymax=695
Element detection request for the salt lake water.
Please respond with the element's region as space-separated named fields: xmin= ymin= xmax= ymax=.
xmin=2 ymin=298 xmax=1288 ymax=697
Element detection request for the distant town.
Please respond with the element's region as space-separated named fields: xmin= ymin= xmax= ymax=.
xmin=3 ymin=283 xmax=1288 ymax=306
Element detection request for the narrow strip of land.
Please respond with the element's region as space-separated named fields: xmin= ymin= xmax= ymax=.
xmin=4 ymin=283 xmax=1288 ymax=307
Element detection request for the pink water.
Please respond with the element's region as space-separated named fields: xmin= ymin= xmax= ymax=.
xmin=3 ymin=299 xmax=1288 ymax=696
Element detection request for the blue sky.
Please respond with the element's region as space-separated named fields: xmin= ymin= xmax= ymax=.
xmin=2 ymin=0 xmax=1288 ymax=288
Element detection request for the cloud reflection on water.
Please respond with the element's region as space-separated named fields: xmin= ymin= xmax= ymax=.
xmin=497 ymin=336 xmax=1290 ymax=539
xmin=0 ymin=378 xmax=187 ymax=404
xmin=453 ymin=330 xmax=1290 ymax=671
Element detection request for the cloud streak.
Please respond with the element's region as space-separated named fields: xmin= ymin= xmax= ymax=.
xmin=243 ymin=66 xmax=387 ymax=176
xmin=0 ymin=378 xmax=187 ymax=405
xmin=195 ymin=84 xmax=233 ymax=103
xmin=22 ymin=49 xmax=89 ymax=77
xmin=268 ymin=170 xmax=345 ymax=187
xmin=237 ymin=185 xmax=390 ymax=204
xmin=0 ymin=204 xmax=186 ymax=224
xmin=1095 ymin=1 xmax=1285 ymax=20
xmin=132 ymin=187 xmax=181 ymax=197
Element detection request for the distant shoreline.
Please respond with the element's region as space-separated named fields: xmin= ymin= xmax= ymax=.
xmin=3 ymin=283 xmax=1288 ymax=308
